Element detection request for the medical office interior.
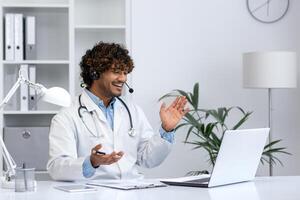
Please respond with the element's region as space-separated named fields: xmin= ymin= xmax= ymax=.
xmin=0 ymin=0 xmax=300 ymax=194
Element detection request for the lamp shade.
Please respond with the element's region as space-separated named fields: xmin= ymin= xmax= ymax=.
xmin=243 ymin=51 xmax=297 ymax=88
xmin=40 ymin=87 xmax=71 ymax=107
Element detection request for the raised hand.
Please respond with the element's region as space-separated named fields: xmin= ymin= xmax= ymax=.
xmin=159 ymin=96 xmax=189 ymax=132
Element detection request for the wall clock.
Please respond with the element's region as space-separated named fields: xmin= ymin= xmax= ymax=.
xmin=246 ymin=0 xmax=289 ymax=23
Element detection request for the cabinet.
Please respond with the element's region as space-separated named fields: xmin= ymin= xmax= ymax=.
xmin=0 ymin=0 xmax=131 ymax=178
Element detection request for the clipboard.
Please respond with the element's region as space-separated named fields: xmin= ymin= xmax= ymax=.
xmin=87 ymin=180 xmax=167 ymax=190
xmin=54 ymin=185 xmax=97 ymax=192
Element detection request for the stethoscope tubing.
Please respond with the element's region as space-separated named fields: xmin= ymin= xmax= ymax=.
xmin=78 ymin=94 xmax=135 ymax=137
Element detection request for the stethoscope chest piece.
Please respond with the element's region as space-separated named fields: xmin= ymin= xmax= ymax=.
xmin=128 ymin=128 xmax=135 ymax=137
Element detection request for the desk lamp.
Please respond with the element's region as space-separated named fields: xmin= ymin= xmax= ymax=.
xmin=0 ymin=69 xmax=71 ymax=188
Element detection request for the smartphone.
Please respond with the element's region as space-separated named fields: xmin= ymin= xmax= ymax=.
xmin=54 ymin=185 xmax=97 ymax=192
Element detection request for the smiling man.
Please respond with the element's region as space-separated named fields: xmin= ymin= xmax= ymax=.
xmin=47 ymin=42 xmax=188 ymax=181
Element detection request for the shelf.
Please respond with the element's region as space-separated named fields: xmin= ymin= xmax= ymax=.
xmin=3 ymin=111 xmax=58 ymax=115
xmin=2 ymin=3 xmax=69 ymax=8
xmin=2 ymin=60 xmax=70 ymax=65
xmin=75 ymin=25 xmax=126 ymax=30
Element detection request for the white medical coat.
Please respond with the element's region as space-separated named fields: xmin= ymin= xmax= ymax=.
xmin=47 ymin=91 xmax=172 ymax=181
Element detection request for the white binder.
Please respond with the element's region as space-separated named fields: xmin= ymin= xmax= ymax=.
xmin=4 ymin=13 xmax=15 ymax=60
xmin=25 ymin=16 xmax=36 ymax=60
xmin=4 ymin=67 xmax=18 ymax=110
xmin=19 ymin=64 xmax=29 ymax=111
xmin=14 ymin=14 xmax=24 ymax=60
xmin=29 ymin=65 xmax=37 ymax=110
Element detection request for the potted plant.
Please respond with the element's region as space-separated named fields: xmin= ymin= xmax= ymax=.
xmin=160 ymin=83 xmax=290 ymax=175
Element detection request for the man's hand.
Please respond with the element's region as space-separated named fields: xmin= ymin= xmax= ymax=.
xmin=160 ymin=96 xmax=189 ymax=132
xmin=90 ymin=144 xmax=124 ymax=168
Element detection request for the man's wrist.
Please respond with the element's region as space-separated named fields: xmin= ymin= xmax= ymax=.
xmin=162 ymin=124 xmax=174 ymax=132
xmin=90 ymin=155 xmax=100 ymax=168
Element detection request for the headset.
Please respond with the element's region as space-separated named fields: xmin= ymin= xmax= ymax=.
xmin=78 ymin=70 xmax=135 ymax=137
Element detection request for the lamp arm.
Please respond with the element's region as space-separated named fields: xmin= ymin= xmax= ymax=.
xmin=0 ymin=73 xmax=45 ymax=110
xmin=0 ymin=77 xmax=22 ymax=109
xmin=23 ymin=79 xmax=44 ymax=92
xmin=0 ymin=137 xmax=16 ymax=180
xmin=0 ymin=75 xmax=22 ymax=180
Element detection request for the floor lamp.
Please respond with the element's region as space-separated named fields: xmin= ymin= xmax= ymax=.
xmin=243 ymin=51 xmax=297 ymax=176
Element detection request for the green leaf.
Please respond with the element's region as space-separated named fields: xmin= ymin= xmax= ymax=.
xmin=158 ymin=93 xmax=178 ymax=101
xmin=235 ymin=106 xmax=247 ymax=115
xmin=184 ymin=126 xmax=196 ymax=143
xmin=192 ymin=83 xmax=199 ymax=109
xmin=174 ymin=122 xmax=189 ymax=131
xmin=184 ymin=113 xmax=202 ymax=130
xmin=232 ymin=112 xmax=252 ymax=130
xmin=173 ymin=89 xmax=193 ymax=104
xmin=264 ymin=140 xmax=282 ymax=149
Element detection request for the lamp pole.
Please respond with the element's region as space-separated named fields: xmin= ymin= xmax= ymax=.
xmin=268 ymin=88 xmax=273 ymax=176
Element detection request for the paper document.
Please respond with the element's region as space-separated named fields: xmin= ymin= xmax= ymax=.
xmin=87 ymin=179 xmax=166 ymax=190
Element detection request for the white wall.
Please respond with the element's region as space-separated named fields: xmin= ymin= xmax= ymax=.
xmin=131 ymin=0 xmax=300 ymax=178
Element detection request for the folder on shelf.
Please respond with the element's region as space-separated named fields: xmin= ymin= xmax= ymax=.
xmin=4 ymin=13 xmax=15 ymax=60
xmin=25 ymin=16 xmax=36 ymax=60
xmin=4 ymin=67 xmax=18 ymax=110
xmin=19 ymin=64 xmax=29 ymax=111
xmin=14 ymin=13 xmax=24 ymax=60
xmin=29 ymin=65 xmax=37 ymax=110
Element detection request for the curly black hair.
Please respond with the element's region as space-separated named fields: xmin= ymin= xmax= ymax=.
xmin=80 ymin=42 xmax=134 ymax=88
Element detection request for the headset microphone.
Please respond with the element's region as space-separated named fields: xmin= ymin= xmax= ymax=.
xmin=125 ymin=82 xmax=134 ymax=93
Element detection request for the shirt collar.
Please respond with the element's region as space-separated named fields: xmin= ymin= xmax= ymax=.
xmin=84 ymin=89 xmax=116 ymax=109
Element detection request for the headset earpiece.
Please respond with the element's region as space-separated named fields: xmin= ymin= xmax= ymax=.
xmin=90 ymin=70 xmax=99 ymax=80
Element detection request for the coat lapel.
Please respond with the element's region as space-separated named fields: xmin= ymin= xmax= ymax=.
xmin=113 ymin=99 xmax=125 ymax=134
xmin=81 ymin=91 xmax=107 ymax=123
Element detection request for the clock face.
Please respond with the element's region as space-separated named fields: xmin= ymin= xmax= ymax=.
xmin=247 ymin=0 xmax=289 ymax=23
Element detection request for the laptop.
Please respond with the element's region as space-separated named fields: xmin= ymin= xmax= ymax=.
xmin=161 ymin=128 xmax=269 ymax=188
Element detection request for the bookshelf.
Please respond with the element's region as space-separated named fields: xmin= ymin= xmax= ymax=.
xmin=0 ymin=0 xmax=131 ymax=178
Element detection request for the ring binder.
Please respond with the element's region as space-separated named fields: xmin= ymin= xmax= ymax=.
xmin=4 ymin=13 xmax=15 ymax=60
xmin=14 ymin=14 xmax=24 ymax=61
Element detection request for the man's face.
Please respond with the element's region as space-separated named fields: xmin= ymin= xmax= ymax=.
xmin=93 ymin=68 xmax=128 ymax=98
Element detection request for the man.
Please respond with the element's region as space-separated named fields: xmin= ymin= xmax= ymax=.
xmin=47 ymin=42 xmax=188 ymax=180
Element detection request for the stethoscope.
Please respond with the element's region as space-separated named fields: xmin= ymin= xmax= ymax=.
xmin=78 ymin=94 xmax=135 ymax=137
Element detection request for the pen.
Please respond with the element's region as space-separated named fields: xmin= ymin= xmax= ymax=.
xmin=95 ymin=150 xmax=106 ymax=155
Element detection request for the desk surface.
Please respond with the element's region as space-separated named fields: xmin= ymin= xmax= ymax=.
xmin=0 ymin=176 xmax=300 ymax=200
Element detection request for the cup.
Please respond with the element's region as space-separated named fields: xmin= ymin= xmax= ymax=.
xmin=15 ymin=167 xmax=36 ymax=192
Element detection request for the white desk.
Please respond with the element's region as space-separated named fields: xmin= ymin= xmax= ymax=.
xmin=0 ymin=176 xmax=299 ymax=200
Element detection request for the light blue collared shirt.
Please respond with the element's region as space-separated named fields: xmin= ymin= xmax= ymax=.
xmin=82 ymin=89 xmax=175 ymax=178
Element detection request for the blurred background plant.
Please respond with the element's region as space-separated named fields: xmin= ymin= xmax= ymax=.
xmin=160 ymin=83 xmax=291 ymax=175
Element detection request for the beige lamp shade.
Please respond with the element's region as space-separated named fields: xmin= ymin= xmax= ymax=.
xmin=243 ymin=51 xmax=297 ymax=88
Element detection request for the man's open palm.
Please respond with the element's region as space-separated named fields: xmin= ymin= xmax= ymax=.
xmin=160 ymin=96 xmax=189 ymax=132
